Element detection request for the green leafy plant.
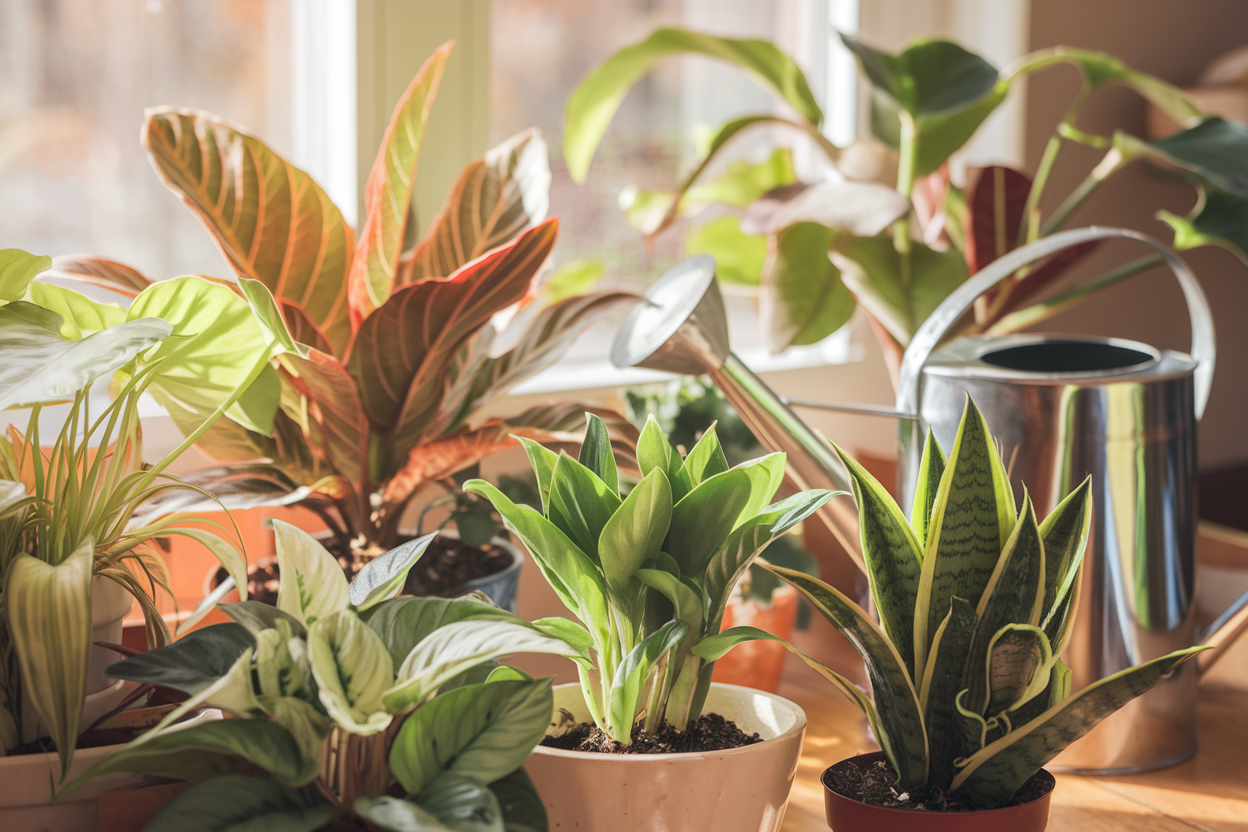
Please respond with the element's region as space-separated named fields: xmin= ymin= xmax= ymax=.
xmin=65 ymin=521 xmax=580 ymax=830
xmin=0 ymin=248 xmax=274 ymax=773
xmin=55 ymin=41 xmax=637 ymax=561
xmin=566 ymin=29 xmax=1248 ymax=374
xmin=764 ymin=399 xmax=1205 ymax=808
xmin=455 ymin=413 xmax=837 ymax=742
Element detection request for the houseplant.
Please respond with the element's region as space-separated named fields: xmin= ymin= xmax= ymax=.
xmin=764 ymin=399 xmax=1204 ymax=828
xmin=564 ymin=29 xmax=1248 ymax=381
xmin=440 ymin=412 xmax=835 ymax=831
xmin=63 ymin=520 xmax=579 ymax=830
xmin=58 ymin=40 xmax=637 ymax=607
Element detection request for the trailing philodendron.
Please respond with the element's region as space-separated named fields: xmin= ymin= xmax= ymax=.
xmin=456 ymin=413 xmax=838 ymax=743
xmin=766 ymin=399 xmax=1205 ymax=809
xmin=65 ymin=522 xmax=581 ymax=830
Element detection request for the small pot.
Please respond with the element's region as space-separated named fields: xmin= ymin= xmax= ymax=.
xmin=525 ymin=682 xmax=806 ymax=832
xmin=822 ymin=752 xmax=1055 ymax=832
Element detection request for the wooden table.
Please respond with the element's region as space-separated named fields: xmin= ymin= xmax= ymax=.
xmin=777 ymin=632 xmax=1248 ymax=831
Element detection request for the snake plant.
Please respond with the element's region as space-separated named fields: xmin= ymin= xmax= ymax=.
xmin=65 ymin=522 xmax=580 ymax=830
xmin=766 ymin=399 xmax=1205 ymax=808
xmin=450 ymin=413 xmax=837 ymax=743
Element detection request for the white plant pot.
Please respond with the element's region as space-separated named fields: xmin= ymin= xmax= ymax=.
xmin=525 ymin=683 xmax=806 ymax=832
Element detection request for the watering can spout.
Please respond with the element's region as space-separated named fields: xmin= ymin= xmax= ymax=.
xmin=611 ymin=256 xmax=865 ymax=569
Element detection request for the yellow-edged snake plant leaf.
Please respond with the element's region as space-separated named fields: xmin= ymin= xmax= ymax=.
xmin=910 ymin=427 xmax=947 ymax=547
xmin=917 ymin=596 xmax=977 ymax=789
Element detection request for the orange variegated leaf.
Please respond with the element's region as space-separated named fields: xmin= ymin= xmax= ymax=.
xmin=280 ymin=350 xmax=370 ymax=486
xmin=48 ymin=256 xmax=154 ymax=299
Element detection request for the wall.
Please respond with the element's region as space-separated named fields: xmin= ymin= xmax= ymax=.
xmin=1024 ymin=0 xmax=1248 ymax=470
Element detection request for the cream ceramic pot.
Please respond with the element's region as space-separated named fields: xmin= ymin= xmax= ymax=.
xmin=525 ymin=683 xmax=806 ymax=832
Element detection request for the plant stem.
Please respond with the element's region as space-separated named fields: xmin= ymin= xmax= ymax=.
xmin=1040 ymin=146 xmax=1129 ymax=236
xmin=1022 ymin=85 xmax=1091 ymax=244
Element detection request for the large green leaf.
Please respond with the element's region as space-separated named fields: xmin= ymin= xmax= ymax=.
xmin=564 ymin=28 xmax=821 ymax=182
xmin=950 ymin=647 xmax=1206 ymax=806
xmin=0 ymin=248 xmax=52 ymax=300
xmin=307 ymin=610 xmax=395 ymax=734
xmin=25 ymin=282 xmax=126 ymax=338
xmin=273 ymin=519 xmax=350 ymax=626
xmin=6 ymin=540 xmax=93 ymax=775
xmin=143 ymin=108 xmax=354 ymax=357
xmin=1161 ymin=186 xmax=1248 ymax=265
xmin=405 ymin=128 xmax=550 ymax=282
xmin=916 ymin=596 xmax=976 ymax=789
xmin=1134 ymin=117 xmax=1248 ymax=199
xmin=105 ymin=623 xmax=254 ymax=695
xmin=684 ymin=217 xmax=766 ymax=286
xmin=364 ymin=596 xmax=514 ymax=667
xmin=598 ymin=467 xmax=671 ymax=595
xmin=350 ymin=532 xmax=438 ymax=611
xmin=488 ymin=767 xmax=547 ymax=832
xmin=142 ymin=773 xmax=340 ymax=832
xmin=547 ymin=452 xmax=622 ymax=563
xmin=348 ymin=44 xmax=452 ymax=317
xmin=758 ymin=222 xmax=855 ymax=352
xmin=636 ymin=417 xmax=688 ymax=499
xmin=578 ymin=412 xmax=620 ymax=494
xmin=0 ymin=303 xmax=170 ymax=412
xmin=390 ymin=679 xmax=553 ymax=796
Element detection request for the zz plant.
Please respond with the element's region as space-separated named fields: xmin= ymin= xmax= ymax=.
xmin=766 ymin=400 xmax=1205 ymax=808
xmin=66 ymin=522 xmax=580 ymax=830
xmin=458 ymin=413 xmax=837 ymax=742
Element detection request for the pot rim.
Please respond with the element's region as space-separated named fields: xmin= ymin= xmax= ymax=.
xmin=821 ymin=751 xmax=1056 ymax=817
xmin=530 ymin=681 xmax=807 ymax=762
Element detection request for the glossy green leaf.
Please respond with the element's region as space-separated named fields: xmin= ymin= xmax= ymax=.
xmin=390 ymin=678 xmax=553 ymax=796
xmin=222 ymin=601 xmax=307 ymax=639
xmin=517 ymin=437 xmax=560 ymax=513
xmin=0 ymin=248 xmax=51 ymax=300
xmin=606 ymin=619 xmax=689 ymax=740
xmin=1135 ymin=117 xmax=1248 ymax=198
xmin=1161 ymin=186 xmax=1248 ymax=264
xmin=578 ymin=412 xmax=620 ymax=494
xmin=488 ymin=767 xmax=547 ymax=832
xmin=350 ymin=532 xmax=438 ymax=611
xmin=142 ymin=773 xmax=340 ymax=832
xmin=238 ymin=277 xmax=309 ymax=358
xmin=916 ymin=596 xmax=977 ymax=789
xmin=679 ymin=425 xmax=729 ymax=486
xmin=25 ymin=282 xmax=126 ymax=339
xmin=1037 ymin=478 xmax=1091 ymax=621
xmin=684 ymin=217 xmax=766 ymax=286
xmin=564 ymin=28 xmax=821 ymax=182
xmin=759 ymin=222 xmax=855 ymax=352
xmin=418 ymin=772 xmax=506 ymax=832
xmin=910 ymin=428 xmax=947 ymax=546
xmin=547 ymin=453 xmax=622 ymax=562
xmin=635 ymin=568 xmax=704 ymax=636
xmin=636 ymin=416 xmax=687 ymax=498
xmin=273 ymin=519 xmax=350 ymax=626
xmin=308 ymin=610 xmax=394 ymax=734
xmin=105 ymin=623 xmax=254 ymax=695
xmin=363 ymin=595 xmax=512 ymax=667
xmin=598 ymin=467 xmax=672 ymax=594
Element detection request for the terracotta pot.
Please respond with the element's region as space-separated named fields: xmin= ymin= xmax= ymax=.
xmin=822 ymin=752 xmax=1055 ymax=832
xmin=712 ymin=585 xmax=799 ymax=692
xmin=525 ymin=682 xmax=806 ymax=832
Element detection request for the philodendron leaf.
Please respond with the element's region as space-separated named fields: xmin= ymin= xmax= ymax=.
xmin=0 ymin=248 xmax=51 ymax=300
xmin=25 ymin=282 xmax=125 ymax=339
xmin=578 ymin=412 xmax=620 ymax=494
xmin=1161 ymin=186 xmax=1248 ymax=265
xmin=1129 ymin=117 xmax=1248 ymax=199
xmin=141 ymin=773 xmax=341 ymax=832
xmin=0 ymin=302 xmax=170 ymax=412
xmin=6 ymin=540 xmax=93 ymax=775
xmin=759 ymin=222 xmax=856 ymax=353
xmin=910 ymin=428 xmax=947 ymax=546
xmin=488 ymin=767 xmax=547 ymax=832
xmin=350 ymin=532 xmax=438 ymax=611
xmin=950 ymin=647 xmax=1206 ymax=806
xmin=564 ymin=28 xmax=821 ymax=182
xmin=390 ymin=678 xmax=553 ymax=796
xmin=598 ymin=467 xmax=672 ymax=595
xmin=419 ymin=771 xmax=506 ymax=832
xmin=273 ymin=519 xmax=350 ymax=626
xmin=308 ymin=610 xmax=394 ymax=735
xmin=105 ymin=622 xmax=254 ymax=695
xmin=363 ymin=596 xmax=514 ymax=668
xmin=385 ymin=619 xmax=581 ymax=714
xmin=606 ymin=619 xmax=689 ymax=740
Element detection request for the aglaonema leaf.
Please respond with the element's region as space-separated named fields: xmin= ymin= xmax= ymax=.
xmin=273 ymin=519 xmax=350 ymax=627
xmin=678 ymin=425 xmax=729 ymax=486
xmin=350 ymin=532 xmax=438 ymax=611
xmin=307 ymin=610 xmax=395 ymax=735
xmin=362 ymin=595 xmax=514 ymax=667
xmin=105 ymin=622 xmax=254 ymax=695
xmin=598 ymin=467 xmax=672 ymax=596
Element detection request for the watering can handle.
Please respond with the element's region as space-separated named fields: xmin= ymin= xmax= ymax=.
xmin=895 ymin=227 xmax=1216 ymax=420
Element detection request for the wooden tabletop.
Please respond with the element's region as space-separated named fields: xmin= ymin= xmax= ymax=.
xmin=777 ymin=632 xmax=1248 ymax=831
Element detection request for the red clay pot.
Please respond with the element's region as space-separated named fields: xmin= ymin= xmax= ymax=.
xmin=822 ymin=752 xmax=1055 ymax=832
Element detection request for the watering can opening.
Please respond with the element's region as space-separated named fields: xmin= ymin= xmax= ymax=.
xmin=978 ymin=338 xmax=1158 ymax=375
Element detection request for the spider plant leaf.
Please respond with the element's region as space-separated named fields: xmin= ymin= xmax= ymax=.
xmin=307 ymin=610 xmax=394 ymax=735
xmin=950 ymin=647 xmax=1206 ymax=806
xmin=350 ymin=531 xmax=438 ymax=611
xmin=834 ymin=442 xmax=922 ymax=676
xmin=679 ymin=424 xmax=729 ymax=486
xmin=273 ymin=519 xmax=350 ymax=627
xmin=390 ymin=678 xmax=553 ymax=796
xmin=1038 ymin=477 xmax=1092 ymax=621
xmin=767 ymin=564 xmax=928 ymax=790
xmin=599 ymin=467 xmax=671 ymax=595
xmin=606 ymin=619 xmax=689 ymax=740
xmin=0 ymin=248 xmax=51 ymax=300
xmin=548 ymin=452 xmax=622 ymax=562
xmin=105 ymin=622 xmax=254 ymax=696
xmin=910 ymin=427 xmax=946 ymax=547
xmin=578 ymin=412 xmax=620 ymax=494
xmin=5 ymin=540 xmax=93 ymax=776
xmin=917 ymin=596 xmax=977 ymax=789
xmin=914 ymin=399 xmax=1016 ymax=676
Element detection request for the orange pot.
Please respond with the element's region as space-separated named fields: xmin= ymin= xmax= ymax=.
xmin=712 ymin=585 xmax=799 ymax=692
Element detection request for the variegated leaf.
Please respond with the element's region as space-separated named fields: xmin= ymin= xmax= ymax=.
xmin=984 ymin=624 xmax=1053 ymax=717
xmin=917 ymin=596 xmax=977 ymax=789
xmin=273 ymin=519 xmax=350 ymax=626
xmin=308 ymin=610 xmax=394 ymax=735
xmin=910 ymin=427 xmax=946 ymax=547
xmin=1038 ymin=477 xmax=1092 ymax=621
xmin=279 ymin=350 xmax=369 ymax=484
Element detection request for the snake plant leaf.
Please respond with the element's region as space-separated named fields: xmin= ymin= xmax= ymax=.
xmin=516 ymin=437 xmax=559 ymax=513
xmin=1160 ymin=186 xmax=1248 ymax=265
xmin=272 ymin=520 xmax=350 ymax=627
xmin=831 ymin=234 xmax=969 ymax=347
xmin=0 ymin=303 xmax=170 ymax=412
xmin=348 ymin=43 xmax=452 ymax=318
xmin=417 ymin=772 xmax=506 ymax=832
xmin=463 ymin=480 xmax=608 ymax=629
xmin=548 ymin=452 xmax=623 ymax=562
xmin=142 ymin=772 xmax=341 ymax=832
xmin=961 ymin=497 xmax=1046 ymax=714
xmin=950 ymin=647 xmax=1206 ymax=805
xmin=578 ymin=412 xmax=620 ymax=494
xmin=759 ymin=222 xmax=856 ymax=353
xmin=25 ymin=282 xmax=125 ymax=339
xmin=385 ymin=619 xmax=581 ymax=713
xmin=363 ymin=596 xmax=514 ymax=667
xmin=917 ymin=596 xmax=977 ymax=789
xmin=564 ymin=28 xmax=821 ymax=183
xmin=142 ymin=109 xmax=355 ymax=358
xmin=1037 ymin=477 xmax=1092 ymax=620
xmin=0 ymin=248 xmax=51 ymax=300
xmin=1042 ymin=555 xmax=1085 ymax=656
xmin=684 ymin=217 xmax=766 ymax=286
xmin=5 ymin=540 xmax=93 ymax=775
xmin=350 ymin=532 xmax=438 ymax=611
xmin=607 ymin=619 xmax=689 ymax=740
xmin=308 ymin=610 xmax=395 ymax=735
xmin=834 ymin=442 xmax=922 ymax=676
xmin=679 ymin=424 xmax=729 ymax=486
xmin=914 ymin=400 xmax=1016 ymax=675
xmin=599 ymin=467 xmax=672 ymax=595
xmin=637 ymin=416 xmax=688 ymax=499
xmin=221 ymin=601 xmax=307 ymax=639
xmin=984 ymin=624 xmax=1054 ymax=718
xmin=405 ymin=127 xmax=551 ymax=283
xmin=768 ymin=564 xmax=929 ymax=790
xmin=390 ymin=678 xmax=553 ymax=796
xmin=105 ymin=622 xmax=254 ymax=695
xmin=488 ymin=768 xmax=547 ymax=832
xmin=910 ymin=427 xmax=947 ymax=547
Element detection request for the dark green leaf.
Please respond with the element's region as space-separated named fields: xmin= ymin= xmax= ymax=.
xmin=221 ymin=602 xmax=307 ymax=639
xmin=143 ymin=773 xmax=339 ymax=832
xmin=1161 ymin=186 xmax=1248 ymax=264
xmin=910 ymin=428 xmax=947 ymax=547
xmin=489 ymin=768 xmax=548 ymax=832
xmin=105 ymin=623 xmax=254 ymax=695
xmin=1138 ymin=117 xmax=1248 ymax=198
xmin=1037 ymin=478 xmax=1091 ymax=623
xmin=917 ymin=597 xmax=976 ymax=789
xmin=419 ymin=771 xmax=505 ymax=832
xmin=577 ymin=412 xmax=619 ymax=494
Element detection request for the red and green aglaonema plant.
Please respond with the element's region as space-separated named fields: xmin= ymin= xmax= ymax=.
xmin=53 ymin=41 xmax=639 ymax=564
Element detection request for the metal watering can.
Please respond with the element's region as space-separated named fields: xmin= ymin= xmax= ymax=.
xmin=611 ymin=226 xmax=1248 ymax=773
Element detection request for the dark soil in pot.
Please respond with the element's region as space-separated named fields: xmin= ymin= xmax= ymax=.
xmin=540 ymin=711 xmax=762 ymax=754
xmin=214 ymin=533 xmax=513 ymax=606
xmin=823 ymin=752 xmax=1055 ymax=812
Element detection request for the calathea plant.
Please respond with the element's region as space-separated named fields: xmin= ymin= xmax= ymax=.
xmin=65 ymin=521 xmax=585 ymax=830
xmin=55 ymin=40 xmax=637 ymax=559
xmin=451 ymin=413 xmax=837 ymax=742
xmin=764 ymin=399 xmax=1205 ymax=808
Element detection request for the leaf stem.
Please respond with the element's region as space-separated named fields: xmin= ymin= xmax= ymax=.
xmin=1022 ymin=84 xmax=1092 ymax=244
xmin=1040 ymin=146 xmax=1129 ymax=236
xmin=894 ymin=112 xmax=918 ymax=296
